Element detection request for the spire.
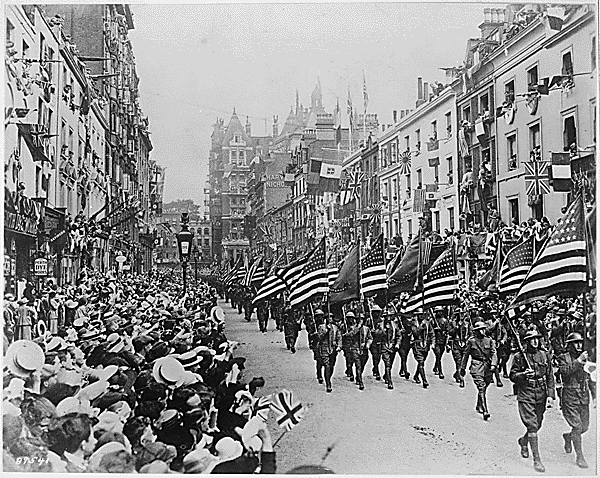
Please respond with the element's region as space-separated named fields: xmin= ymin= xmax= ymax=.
xmin=295 ymin=88 xmax=300 ymax=116
xmin=233 ymin=107 xmax=236 ymax=115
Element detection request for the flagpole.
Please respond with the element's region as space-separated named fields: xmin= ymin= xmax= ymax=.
xmin=419 ymin=228 xmax=425 ymax=313
xmin=579 ymin=191 xmax=588 ymax=349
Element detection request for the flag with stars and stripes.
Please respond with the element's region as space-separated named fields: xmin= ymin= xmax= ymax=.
xmin=244 ymin=257 xmax=264 ymax=287
xmin=498 ymin=236 xmax=534 ymax=297
xmin=400 ymin=291 xmax=422 ymax=315
xmin=509 ymin=195 xmax=588 ymax=309
xmin=224 ymin=257 xmax=243 ymax=286
xmin=413 ymin=188 xmax=426 ymax=213
xmin=327 ymin=253 xmax=339 ymax=288
xmin=360 ymin=234 xmax=388 ymax=297
xmin=289 ymin=238 xmax=328 ymax=307
xmin=252 ymin=256 xmax=305 ymax=304
xmin=270 ymin=389 xmax=304 ymax=431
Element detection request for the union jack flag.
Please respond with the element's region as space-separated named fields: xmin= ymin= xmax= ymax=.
xmin=399 ymin=150 xmax=411 ymax=175
xmin=252 ymin=394 xmax=273 ymax=421
xmin=270 ymin=389 xmax=304 ymax=431
xmin=524 ymin=160 xmax=551 ymax=196
xmin=348 ymin=170 xmax=365 ymax=200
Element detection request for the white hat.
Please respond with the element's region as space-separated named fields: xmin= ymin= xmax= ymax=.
xmin=89 ymin=442 xmax=127 ymax=471
xmin=214 ymin=437 xmax=243 ymax=463
xmin=105 ymin=333 xmax=124 ymax=354
xmin=5 ymin=340 xmax=45 ymax=378
xmin=45 ymin=336 xmax=68 ymax=354
xmin=152 ymin=357 xmax=186 ymax=388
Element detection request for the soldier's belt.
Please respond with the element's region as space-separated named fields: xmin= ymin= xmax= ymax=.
xmin=524 ymin=377 xmax=546 ymax=387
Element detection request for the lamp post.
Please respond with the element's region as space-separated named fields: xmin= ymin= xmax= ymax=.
xmin=176 ymin=213 xmax=194 ymax=294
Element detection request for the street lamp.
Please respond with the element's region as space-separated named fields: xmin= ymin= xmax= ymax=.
xmin=176 ymin=213 xmax=194 ymax=294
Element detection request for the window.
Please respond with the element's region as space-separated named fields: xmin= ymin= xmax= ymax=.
xmin=480 ymin=94 xmax=489 ymax=114
xmin=382 ymin=180 xmax=389 ymax=201
xmin=407 ymin=219 xmax=413 ymax=236
xmin=592 ymin=101 xmax=597 ymax=144
xmin=381 ymin=147 xmax=388 ymax=167
xmin=433 ymin=211 xmax=440 ymax=233
xmin=431 ymin=120 xmax=437 ymax=139
xmin=563 ymin=114 xmax=577 ymax=151
xmin=434 ymin=164 xmax=439 ymax=184
xmin=562 ymin=51 xmax=573 ymax=77
xmin=505 ymin=80 xmax=515 ymax=104
xmin=446 ymin=156 xmax=453 ymax=185
xmin=592 ymin=36 xmax=597 ymax=71
xmin=404 ymin=135 xmax=410 ymax=152
xmin=234 ymin=135 xmax=241 ymax=143
xmin=445 ymin=112 xmax=452 ymax=136
xmin=35 ymin=166 xmax=41 ymax=196
xmin=204 ymin=238 xmax=210 ymax=247
xmin=393 ymin=218 xmax=398 ymax=236
xmin=508 ymin=198 xmax=519 ymax=224
xmin=463 ymin=106 xmax=471 ymax=123
xmin=406 ymin=172 xmax=411 ymax=198
xmin=415 ymin=129 xmax=421 ymax=151
xmin=507 ymin=133 xmax=517 ymax=170
xmin=384 ymin=221 xmax=390 ymax=239
xmin=239 ymin=151 xmax=245 ymax=162
xmin=527 ymin=65 xmax=539 ymax=90
xmin=529 ymin=122 xmax=541 ymax=152
xmin=417 ymin=169 xmax=422 ymax=189
xmin=231 ymin=150 xmax=237 ymax=162
xmin=448 ymin=206 xmax=455 ymax=230
xmin=68 ymin=128 xmax=74 ymax=155
xmin=391 ymin=178 xmax=397 ymax=203
xmin=391 ymin=143 xmax=397 ymax=163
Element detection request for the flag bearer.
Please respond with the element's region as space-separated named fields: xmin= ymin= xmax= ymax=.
xmin=397 ymin=314 xmax=413 ymax=380
xmin=411 ymin=312 xmax=434 ymax=389
xmin=282 ymin=306 xmax=300 ymax=353
xmin=341 ymin=311 xmax=356 ymax=381
xmin=431 ymin=307 xmax=449 ymax=380
xmin=316 ymin=311 xmax=342 ymax=393
xmin=381 ymin=310 xmax=400 ymax=390
xmin=448 ymin=308 xmax=470 ymax=388
xmin=369 ymin=305 xmax=385 ymax=381
xmin=349 ymin=314 xmax=373 ymax=391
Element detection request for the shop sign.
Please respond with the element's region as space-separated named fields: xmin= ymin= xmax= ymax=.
xmin=11 ymin=258 xmax=16 ymax=276
xmin=4 ymin=256 xmax=10 ymax=276
xmin=4 ymin=210 xmax=39 ymax=236
xmin=34 ymin=258 xmax=48 ymax=276
xmin=122 ymin=265 xmax=131 ymax=271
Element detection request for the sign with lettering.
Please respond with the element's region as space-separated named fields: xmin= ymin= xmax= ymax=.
xmin=4 ymin=210 xmax=38 ymax=236
xmin=34 ymin=258 xmax=48 ymax=276
xmin=4 ymin=256 xmax=10 ymax=276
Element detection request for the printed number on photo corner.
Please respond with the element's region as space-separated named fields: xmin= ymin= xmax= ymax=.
xmin=16 ymin=456 xmax=50 ymax=465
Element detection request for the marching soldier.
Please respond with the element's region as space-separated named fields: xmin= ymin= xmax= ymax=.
xmin=486 ymin=315 xmax=508 ymax=387
xmin=316 ymin=311 xmax=342 ymax=393
xmin=341 ymin=311 xmax=356 ymax=381
xmin=282 ymin=306 xmax=301 ymax=353
xmin=243 ymin=288 xmax=254 ymax=322
xmin=306 ymin=308 xmax=324 ymax=384
xmin=411 ymin=313 xmax=434 ymax=389
xmin=509 ymin=329 xmax=555 ymax=473
xmin=349 ymin=313 xmax=373 ymax=391
xmin=397 ymin=314 xmax=413 ymax=380
xmin=448 ymin=308 xmax=471 ymax=388
xmin=271 ymin=296 xmax=284 ymax=331
xmin=557 ymin=332 xmax=590 ymax=469
xmin=431 ymin=307 xmax=449 ymax=380
xmin=369 ymin=305 xmax=385 ymax=381
xmin=381 ymin=310 xmax=400 ymax=390
xmin=460 ymin=321 xmax=497 ymax=420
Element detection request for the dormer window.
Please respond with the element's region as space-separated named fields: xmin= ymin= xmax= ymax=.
xmin=234 ymin=134 xmax=241 ymax=143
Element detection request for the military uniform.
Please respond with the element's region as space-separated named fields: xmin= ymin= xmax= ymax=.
xmin=431 ymin=311 xmax=448 ymax=379
xmin=370 ymin=319 xmax=385 ymax=381
xmin=557 ymin=332 xmax=590 ymax=469
xmin=381 ymin=316 xmax=400 ymax=389
xmin=397 ymin=316 xmax=412 ymax=379
xmin=306 ymin=310 xmax=324 ymax=383
xmin=411 ymin=317 xmax=434 ymax=388
xmin=341 ymin=313 xmax=356 ymax=380
xmin=257 ymin=301 xmax=268 ymax=332
xmin=461 ymin=322 xmax=497 ymax=420
xmin=349 ymin=319 xmax=373 ymax=390
xmin=316 ymin=319 xmax=342 ymax=392
xmin=283 ymin=307 xmax=300 ymax=353
xmin=448 ymin=313 xmax=470 ymax=387
xmin=243 ymin=289 xmax=254 ymax=322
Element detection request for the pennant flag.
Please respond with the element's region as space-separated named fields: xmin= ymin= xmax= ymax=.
xmin=413 ymin=188 xmax=426 ymax=213
xmin=270 ymin=389 xmax=304 ymax=431
xmin=363 ymin=71 xmax=369 ymax=112
xmin=399 ymin=150 xmax=411 ymax=175
xmin=330 ymin=243 xmax=360 ymax=305
xmin=347 ymin=88 xmax=354 ymax=131
xmin=289 ymin=238 xmax=328 ymax=307
xmin=498 ymin=236 xmax=534 ymax=297
xmin=418 ymin=247 xmax=459 ymax=309
xmin=509 ymin=195 xmax=587 ymax=309
xmin=550 ymin=152 xmax=572 ymax=192
xmin=252 ymin=256 xmax=305 ymax=304
xmin=360 ymin=234 xmax=388 ymax=297
xmin=334 ymin=98 xmax=342 ymax=145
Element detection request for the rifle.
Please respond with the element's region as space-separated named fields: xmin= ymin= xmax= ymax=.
xmin=504 ymin=314 xmax=533 ymax=370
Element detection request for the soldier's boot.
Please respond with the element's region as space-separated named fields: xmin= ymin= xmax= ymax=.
xmin=475 ymin=394 xmax=484 ymax=414
xmin=438 ymin=363 xmax=444 ymax=380
xmin=571 ymin=431 xmax=588 ymax=469
xmin=413 ymin=370 xmax=421 ymax=384
xmin=420 ymin=366 xmax=429 ymax=389
xmin=291 ymin=345 xmax=296 ymax=354
xmin=481 ymin=392 xmax=490 ymax=421
xmin=316 ymin=363 xmax=324 ymax=384
xmin=459 ymin=377 xmax=465 ymax=388
xmin=373 ymin=365 xmax=381 ymax=381
xmin=518 ymin=434 xmax=529 ymax=458
xmin=562 ymin=432 xmax=572 ymax=453
xmin=528 ymin=433 xmax=545 ymax=473
xmin=495 ymin=370 xmax=504 ymax=387
xmin=556 ymin=387 xmax=563 ymax=410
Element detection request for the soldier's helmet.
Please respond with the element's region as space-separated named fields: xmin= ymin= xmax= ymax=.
xmin=345 ymin=311 xmax=356 ymax=319
xmin=565 ymin=332 xmax=584 ymax=343
xmin=371 ymin=304 xmax=382 ymax=313
xmin=523 ymin=329 xmax=542 ymax=341
xmin=472 ymin=321 xmax=487 ymax=331
xmin=314 ymin=309 xmax=324 ymax=316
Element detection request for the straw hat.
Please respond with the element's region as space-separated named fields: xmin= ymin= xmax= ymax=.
xmin=45 ymin=336 xmax=68 ymax=354
xmin=105 ymin=333 xmax=125 ymax=354
xmin=152 ymin=356 xmax=186 ymax=388
xmin=5 ymin=340 xmax=45 ymax=378
xmin=175 ymin=351 xmax=203 ymax=370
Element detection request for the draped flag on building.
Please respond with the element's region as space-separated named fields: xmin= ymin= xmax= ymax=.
xmin=289 ymin=238 xmax=328 ymax=307
xmin=413 ymin=188 xmax=426 ymax=213
xmin=329 ymin=243 xmax=360 ymax=305
xmin=498 ymin=236 xmax=534 ymax=297
xmin=252 ymin=256 xmax=305 ymax=304
xmin=509 ymin=194 xmax=588 ymax=309
xmin=349 ymin=170 xmax=365 ymax=201
xmin=360 ymin=234 xmax=387 ymax=297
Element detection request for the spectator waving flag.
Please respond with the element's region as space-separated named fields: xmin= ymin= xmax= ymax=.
xmin=289 ymin=238 xmax=328 ymax=307
xmin=509 ymin=195 xmax=588 ymax=309
xmin=252 ymin=394 xmax=273 ymax=421
xmin=498 ymin=236 xmax=534 ymax=297
xmin=360 ymin=234 xmax=387 ymax=296
xmin=270 ymin=389 xmax=304 ymax=431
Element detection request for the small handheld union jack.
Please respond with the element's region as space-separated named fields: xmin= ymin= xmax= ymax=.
xmin=270 ymin=389 xmax=304 ymax=431
xmin=252 ymin=394 xmax=273 ymax=421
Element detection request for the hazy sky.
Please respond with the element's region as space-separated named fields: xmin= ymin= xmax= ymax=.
xmin=128 ymin=2 xmax=489 ymax=203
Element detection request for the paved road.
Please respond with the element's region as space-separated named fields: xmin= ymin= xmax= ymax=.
xmin=220 ymin=300 xmax=597 ymax=475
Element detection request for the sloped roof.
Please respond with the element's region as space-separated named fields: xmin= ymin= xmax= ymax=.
xmin=222 ymin=111 xmax=251 ymax=146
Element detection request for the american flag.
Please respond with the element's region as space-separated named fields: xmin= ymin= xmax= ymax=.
xmin=360 ymin=234 xmax=388 ymax=296
xmin=327 ymin=253 xmax=339 ymax=288
xmin=244 ymin=257 xmax=265 ymax=287
xmin=400 ymin=291 xmax=422 ymax=315
xmin=270 ymin=389 xmax=304 ymax=431
xmin=404 ymin=247 xmax=458 ymax=311
xmin=252 ymin=256 xmax=305 ymax=304
xmin=498 ymin=236 xmax=534 ymax=297
xmin=413 ymin=188 xmax=426 ymax=213
xmin=289 ymin=238 xmax=328 ymax=307
xmin=399 ymin=150 xmax=411 ymax=175
xmin=224 ymin=257 xmax=243 ymax=286
xmin=510 ymin=195 xmax=588 ymax=309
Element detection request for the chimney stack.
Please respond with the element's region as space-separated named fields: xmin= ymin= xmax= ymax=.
xmin=400 ymin=110 xmax=405 ymax=119
xmin=423 ymin=82 xmax=429 ymax=102
xmin=393 ymin=110 xmax=397 ymax=123
xmin=416 ymin=77 xmax=426 ymax=108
